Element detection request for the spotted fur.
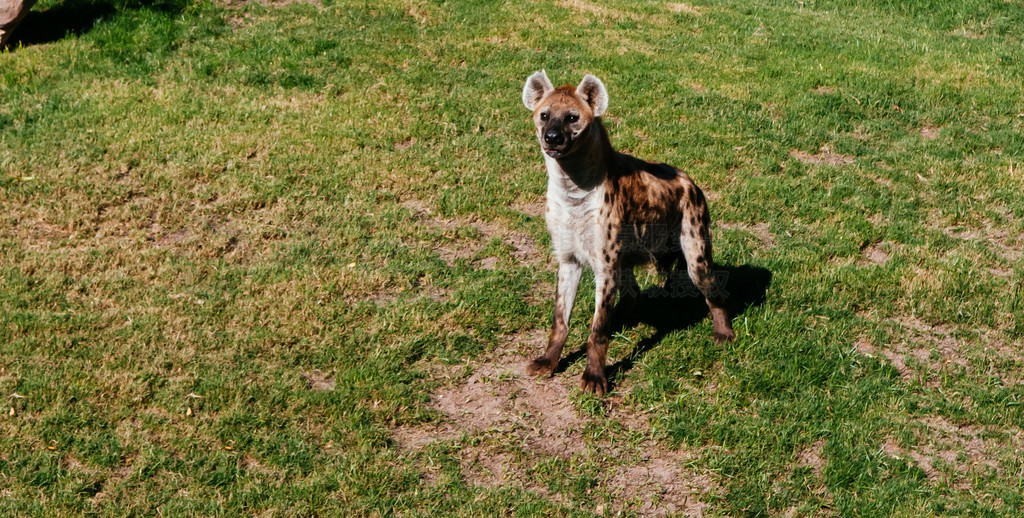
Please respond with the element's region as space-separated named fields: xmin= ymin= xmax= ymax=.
xmin=522 ymin=71 xmax=735 ymax=395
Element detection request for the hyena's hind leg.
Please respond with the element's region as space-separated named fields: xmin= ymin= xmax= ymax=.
xmin=610 ymin=267 xmax=641 ymax=330
xmin=679 ymin=189 xmax=736 ymax=343
xmin=657 ymin=250 xmax=684 ymax=294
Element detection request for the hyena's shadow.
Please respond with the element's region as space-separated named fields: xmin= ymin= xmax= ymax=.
xmin=557 ymin=264 xmax=772 ymax=385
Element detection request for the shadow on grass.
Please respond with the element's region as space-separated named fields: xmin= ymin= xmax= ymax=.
xmin=555 ymin=264 xmax=772 ymax=386
xmin=4 ymin=0 xmax=186 ymax=49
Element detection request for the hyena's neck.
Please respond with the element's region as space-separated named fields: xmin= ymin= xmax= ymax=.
xmin=546 ymin=119 xmax=614 ymax=191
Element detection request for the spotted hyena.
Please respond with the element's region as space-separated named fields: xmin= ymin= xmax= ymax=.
xmin=521 ymin=70 xmax=735 ymax=395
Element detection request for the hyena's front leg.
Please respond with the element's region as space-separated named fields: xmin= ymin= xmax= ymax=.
xmin=527 ymin=260 xmax=582 ymax=377
xmin=580 ymin=268 xmax=618 ymax=395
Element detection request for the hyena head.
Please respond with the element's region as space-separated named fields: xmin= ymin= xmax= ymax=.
xmin=522 ymin=70 xmax=608 ymax=159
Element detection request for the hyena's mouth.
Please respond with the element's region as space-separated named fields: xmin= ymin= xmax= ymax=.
xmin=543 ymin=140 xmax=574 ymax=159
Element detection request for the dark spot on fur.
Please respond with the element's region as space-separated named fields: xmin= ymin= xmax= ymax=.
xmin=602 ymin=291 xmax=615 ymax=306
xmin=696 ymin=256 xmax=706 ymax=264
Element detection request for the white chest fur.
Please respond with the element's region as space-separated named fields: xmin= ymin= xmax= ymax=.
xmin=543 ymin=156 xmax=607 ymax=267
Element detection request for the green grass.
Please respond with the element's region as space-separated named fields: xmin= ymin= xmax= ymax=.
xmin=2 ymin=0 xmax=1023 ymax=515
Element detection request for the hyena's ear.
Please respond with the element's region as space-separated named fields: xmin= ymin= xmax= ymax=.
xmin=522 ymin=70 xmax=554 ymax=111
xmin=577 ymin=74 xmax=608 ymax=117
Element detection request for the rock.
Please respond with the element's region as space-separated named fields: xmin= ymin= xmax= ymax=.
xmin=1 ymin=0 xmax=36 ymax=47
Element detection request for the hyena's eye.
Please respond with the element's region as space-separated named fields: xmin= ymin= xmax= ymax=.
xmin=540 ymin=112 xmax=549 ymax=121
xmin=567 ymin=114 xmax=579 ymax=123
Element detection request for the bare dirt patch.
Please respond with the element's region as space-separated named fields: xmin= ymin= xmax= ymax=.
xmin=392 ymin=137 xmax=415 ymax=151
xmin=393 ymin=329 xmax=718 ymax=516
xmin=302 ymin=370 xmax=335 ymax=391
xmin=867 ymin=170 xmax=894 ymax=187
xmin=220 ymin=0 xmax=322 ymax=8
xmin=882 ymin=416 xmax=1016 ymax=488
xmin=403 ymin=199 xmax=542 ymax=268
xmin=795 ymin=440 xmax=826 ymax=477
xmin=854 ymin=330 xmax=945 ymax=387
xmin=226 ymin=13 xmax=251 ymax=29
xmin=458 ymin=445 xmax=511 ymax=488
xmin=856 ymin=335 xmax=919 ymax=382
xmin=894 ymin=316 xmax=968 ymax=369
xmin=942 ymin=222 xmax=1021 ymax=262
xmin=606 ymin=456 xmax=714 ymax=517
xmin=789 ymin=146 xmax=856 ymax=167
xmin=951 ymin=26 xmax=986 ymax=39
xmin=812 ymin=86 xmax=837 ymax=95
xmin=668 ymin=3 xmax=701 ymax=15
xmin=12 ymin=215 xmax=73 ymax=246
xmin=718 ymin=221 xmax=775 ymax=249
xmin=859 ymin=242 xmax=891 ymax=266
xmin=477 ymin=256 xmax=499 ymax=270
xmin=861 ymin=315 xmax=1024 ymax=387
xmin=857 ymin=317 xmax=970 ymax=386
xmin=988 ymin=266 xmax=1012 ymax=278
xmin=920 ymin=126 xmax=940 ymax=140
xmin=151 ymin=225 xmax=192 ymax=247
xmin=424 ymin=330 xmax=621 ymax=457
xmin=512 ymin=195 xmax=546 ymax=218
xmin=559 ymin=0 xmax=637 ymax=20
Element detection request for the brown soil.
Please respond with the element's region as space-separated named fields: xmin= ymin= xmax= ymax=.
xmin=558 ymin=0 xmax=637 ymax=21
xmin=393 ymin=329 xmax=718 ymax=516
xmin=403 ymin=199 xmax=543 ymax=269
xmin=221 ymin=0 xmax=321 ymax=8
xmin=859 ymin=310 xmax=1024 ymax=388
xmin=718 ymin=221 xmax=775 ymax=249
xmin=668 ymin=3 xmax=702 ymax=15
xmin=789 ymin=147 xmax=856 ymax=167
xmin=868 ymin=314 xmax=967 ymax=386
xmin=795 ymin=440 xmax=826 ymax=477
xmin=302 ymin=370 xmax=335 ymax=391
xmin=393 ymin=137 xmax=415 ymax=151
xmin=882 ymin=416 xmax=1017 ymax=489
xmin=860 ymin=242 xmax=891 ymax=266
xmin=943 ymin=222 xmax=1021 ymax=262
xmin=606 ymin=457 xmax=714 ymax=517
xmin=894 ymin=316 xmax=968 ymax=370
xmin=855 ymin=335 xmax=921 ymax=383
xmin=512 ymin=196 xmax=546 ymax=218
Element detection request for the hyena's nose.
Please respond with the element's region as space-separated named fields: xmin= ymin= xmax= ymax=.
xmin=544 ymin=130 xmax=564 ymax=146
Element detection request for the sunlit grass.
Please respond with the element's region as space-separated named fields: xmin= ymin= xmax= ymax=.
xmin=2 ymin=0 xmax=1022 ymax=515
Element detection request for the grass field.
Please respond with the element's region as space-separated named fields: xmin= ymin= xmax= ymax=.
xmin=2 ymin=0 xmax=1023 ymax=515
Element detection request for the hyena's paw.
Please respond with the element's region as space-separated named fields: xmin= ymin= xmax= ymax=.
xmin=579 ymin=369 xmax=608 ymax=396
xmin=713 ymin=328 xmax=736 ymax=343
xmin=526 ymin=356 xmax=558 ymax=377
